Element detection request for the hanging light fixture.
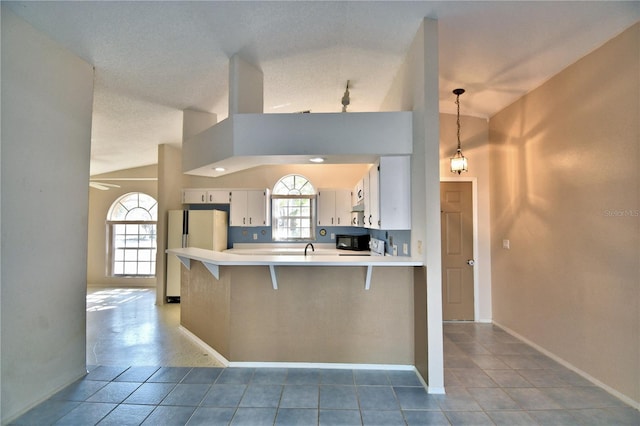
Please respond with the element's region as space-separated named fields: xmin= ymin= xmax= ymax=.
xmin=450 ymin=88 xmax=468 ymax=174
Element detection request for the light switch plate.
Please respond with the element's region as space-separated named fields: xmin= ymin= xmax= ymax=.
xmin=503 ymin=239 xmax=510 ymax=249
xmin=392 ymin=245 xmax=398 ymax=256
xmin=253 ymin=233 xmax=258 ymax=240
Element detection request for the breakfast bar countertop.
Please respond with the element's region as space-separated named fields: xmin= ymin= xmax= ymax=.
xmin=166 ymin=246 xmax=423 ymax=290
xmin=167 ymin=246 xmax=423 ymax=267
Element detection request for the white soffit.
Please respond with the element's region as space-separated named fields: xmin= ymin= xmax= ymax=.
xmin=183 ymin=112 xmax=412 ymax=177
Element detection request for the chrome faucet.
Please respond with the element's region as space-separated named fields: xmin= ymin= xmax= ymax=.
xmin=304 ymin=243 xmax=315 ymax=256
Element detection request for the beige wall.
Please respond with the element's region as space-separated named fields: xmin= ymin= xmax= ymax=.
xmin=1 ymin=8 xmax=94 ymax=422
xmin=440 ymin=114 xmax=492 ymax=322
xmin=490 ymin=23 xmax=639 ymax=405
xmin=87 ymin=165 xmax=158 ymax=287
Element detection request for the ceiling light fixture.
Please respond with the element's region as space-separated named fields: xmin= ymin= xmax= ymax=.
xmin=450 ymin=88 xmax=468 ymax=174
xmin=214 ymin=167 xmax=226 ymax=172
xmin=309 ymin=157 xmax=325 ymax=163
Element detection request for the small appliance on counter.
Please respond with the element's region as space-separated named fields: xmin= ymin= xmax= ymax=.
xmin=370 ymin=237 xmax=386 ymax=256
xmin=336 ymin=234 xmax=370 ymax=251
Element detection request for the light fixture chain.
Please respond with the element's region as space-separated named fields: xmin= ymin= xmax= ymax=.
xmin=456 ymin=94 xmax=461 ymax=151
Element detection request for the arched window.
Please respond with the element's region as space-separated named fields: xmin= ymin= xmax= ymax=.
xmin=272 ymin=174 xmax=316 ymax=241
xmin=107 ymin=192 xmax=158 ymax=276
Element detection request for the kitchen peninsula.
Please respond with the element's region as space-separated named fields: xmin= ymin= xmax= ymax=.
xmin=168 ymin=247 xmax=423 ymax=368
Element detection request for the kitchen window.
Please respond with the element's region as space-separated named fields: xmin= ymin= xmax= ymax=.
xmin=106 ymin=192 xmax=158 ymax=276
xmin=272 ymin=174 xmax=316 ymax=241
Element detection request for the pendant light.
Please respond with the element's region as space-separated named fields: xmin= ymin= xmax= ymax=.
xmin=450 ymin=88 xmax=468 ymax=174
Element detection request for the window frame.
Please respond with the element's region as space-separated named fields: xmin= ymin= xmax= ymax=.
xmin=271 ymin=175 xmax=316 ymax=242
xmin=106 ymin=192 xmax=158 ymax=277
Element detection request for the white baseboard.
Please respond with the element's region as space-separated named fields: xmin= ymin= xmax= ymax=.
xmin=177 ymin=326 xmax=229 ymax=367
xmin=428 ymin=386 xmax=446 ymax=394
xmin=493 ymin=321 xmax=640 ymax=411
xmin=229 ymin=361 xmax=415 ymax=371
xmin=178 ymin=326 xmax=441 ymax=393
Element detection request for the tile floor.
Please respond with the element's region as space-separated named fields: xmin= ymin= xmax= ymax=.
xmin=10 ymin=288 xmax=639 ymax=425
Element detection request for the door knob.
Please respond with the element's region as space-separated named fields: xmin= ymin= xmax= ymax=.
xmin=467 ymin=259 xmax=475 ymax=266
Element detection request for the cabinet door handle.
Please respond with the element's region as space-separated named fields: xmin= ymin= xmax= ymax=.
xmin=369 ymin=215 xmax=372 ymax=225
xmin=243 ymin=218 xmax=246 ymax=225
xmin=201 ymin=194 xmax=205 ymax=202
xmin=337 ymin=218 xmax=340 ymax=225
xmin=331 ymin=218 xmax=334 ymax=225
xmin=249 ymin=217 xmax=252 ymax=225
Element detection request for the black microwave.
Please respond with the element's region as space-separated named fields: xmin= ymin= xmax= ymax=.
xmin=336 ymin=234 xmax=370 ymax=251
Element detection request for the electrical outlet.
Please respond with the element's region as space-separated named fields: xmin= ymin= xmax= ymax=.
xmin=403 ymin=243 xmax=408 ymax=255
xmin=330 ymin=233 xmax=335 ymax=240
xmin=253 ymin=233 xmax=258 ymax=240
xmin=392 ymin=245 xmax=398 ymax=256
xmin=502 ymin=239 xmax=510 ymax=249
xmin=417 ymin=240 xmax=423 ymax=255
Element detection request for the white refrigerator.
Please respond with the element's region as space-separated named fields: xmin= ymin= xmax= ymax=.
xmin=166 ymin=209 xmax=228 ymax=302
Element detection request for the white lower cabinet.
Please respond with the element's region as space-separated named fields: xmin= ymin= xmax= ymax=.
xmin=230 ymin=189 xmax=270 ymax=226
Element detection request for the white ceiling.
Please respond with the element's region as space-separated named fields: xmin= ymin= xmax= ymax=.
xmin=5 ymin=1 xmax=639 ymax=176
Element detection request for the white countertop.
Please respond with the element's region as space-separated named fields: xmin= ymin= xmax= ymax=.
xmin=167 ymin=247 xmax=423 ymax=267
xmin=167 ymin=247 xmax=423 ymax=290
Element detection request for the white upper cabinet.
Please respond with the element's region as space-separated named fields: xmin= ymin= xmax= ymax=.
xmin=353 ymin=179 xmax=364 ymax=205
xmin=182 ymin=189 xmax=229 ymax=204
xmin=363 ymin=156 xmax=411 ymax=230
xmin=206 ymin=190 xmax=229 ymax=204
xmin=317 ymin=189 xmax=351 ymax=227
xmin=230 ymin=189 xmax=270 ymax=226
xmin=182 ymin=188 xmax=207 ymax=204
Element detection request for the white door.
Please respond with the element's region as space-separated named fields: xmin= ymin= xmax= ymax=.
xmin=247 ymin=190 xmax=266 ymax=226
xmin=317 ymin=190 xmax=336 ymax=226
xmin=188 ymin=211 xmax=214 ymax=249
xmin=368 ymin=162 xmax=380 ymax=229
xmin=230 ymin=190 xmax=248 ymax=226
xmin=335 ymin=190 xmax=352 ymax=226
xmin=166 ymin=210 xmax=184 ymax=299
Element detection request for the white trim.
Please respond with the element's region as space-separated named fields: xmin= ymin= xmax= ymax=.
xmin=494 ymin=321 xmax=640 ymax=410
xmin=90 ymin=177 xmax=157 ymax=181
xmin=178 ymin=326 xmax=229 ymax=367
xmin=440 ymin=177 xmax=480 ymax=322
xmin=177 ymin=326 xmax=444 ymax=393
xmin=229 ymin=362 xmax=415 ymax=371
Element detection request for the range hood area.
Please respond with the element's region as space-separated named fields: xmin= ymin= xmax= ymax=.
xmin=182 ymin=111 xmax=413 ymax=177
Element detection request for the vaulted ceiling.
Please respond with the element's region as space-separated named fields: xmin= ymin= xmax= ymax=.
xmin=5 ymin=1 xmax=638 ymax=175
